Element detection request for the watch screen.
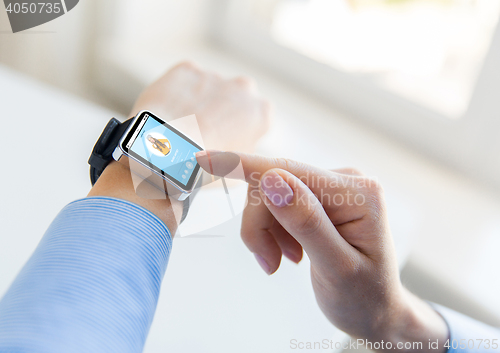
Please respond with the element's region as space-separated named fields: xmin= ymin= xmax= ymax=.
xmin=122 ymin=112 xmax=203 ymax=190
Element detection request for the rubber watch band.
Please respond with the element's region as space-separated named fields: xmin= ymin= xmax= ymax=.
xmin=89 ymin=118 xmax=133 ymax=186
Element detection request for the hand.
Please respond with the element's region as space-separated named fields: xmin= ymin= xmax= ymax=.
xmin=89 ymin=62 xmax=272 ymax=233
xmin=130 ymin=61 xmax=271 ymax=153
xmin=196 ymin=151 xmax=449 ymax=352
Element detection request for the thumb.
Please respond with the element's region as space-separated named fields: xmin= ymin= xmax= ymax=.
xmin=259 ymin=169 xmax=354 ymax=266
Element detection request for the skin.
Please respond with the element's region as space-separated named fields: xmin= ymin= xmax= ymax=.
xmin=129 ymin=62 xmax=271 ymax=153
xmin=88 ymin=61 xmax=448 ymax=352
xmin=89 ymin=61 xmax=271 ymax=231
xmin=195 ymin=151 xmax=450 ymax=352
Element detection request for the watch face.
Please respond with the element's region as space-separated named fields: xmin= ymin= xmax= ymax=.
xmin=121 ymin=111 xmax=203 ymax=192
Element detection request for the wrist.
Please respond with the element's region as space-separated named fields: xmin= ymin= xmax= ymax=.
xmin=88 ymin=161 xmax=183 ymax=234
xmin=370 ymin=287 xmax=449 ymax=353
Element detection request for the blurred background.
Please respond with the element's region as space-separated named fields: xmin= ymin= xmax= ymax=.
xmin=2 ymin=0 xmax=500 ymax=352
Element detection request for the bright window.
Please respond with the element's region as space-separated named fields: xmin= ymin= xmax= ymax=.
xmin=270 ymin=0 xmax=500 ymax=118
xmin=213 ymin=0 xmax=500 ymax=187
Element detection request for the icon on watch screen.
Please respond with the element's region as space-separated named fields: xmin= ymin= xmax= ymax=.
xmin=146 ymin=133 xmax=171 ymax=157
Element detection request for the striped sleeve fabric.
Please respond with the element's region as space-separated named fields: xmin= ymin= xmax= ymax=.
xmin=433 ymin=304 xmax=500 ymax=353
xmin=0 ymin=197 xmax=172 ymax=353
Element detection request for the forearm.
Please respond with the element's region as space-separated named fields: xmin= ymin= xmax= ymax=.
xmin=0 ymin=197 xmax=172 ymax=353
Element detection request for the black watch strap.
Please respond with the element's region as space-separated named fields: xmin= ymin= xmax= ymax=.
xmin=88 ymin=117 xmax=133 ymax=186
xmin=88 ymin=117 xmax=194 ymax=224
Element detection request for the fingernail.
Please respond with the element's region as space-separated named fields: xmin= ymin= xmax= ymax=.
xmin=254 ymin=253 xmax=271 ymax=275
xmin=260 ymin=171 xmax=293 ymax=207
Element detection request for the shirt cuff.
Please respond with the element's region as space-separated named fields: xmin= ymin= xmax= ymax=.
xmin=432 ymin=303 xmax=500 ymax=353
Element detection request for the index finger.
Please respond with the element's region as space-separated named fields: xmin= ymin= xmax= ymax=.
xmin=195 ymin=150 xmax=359 ymax=195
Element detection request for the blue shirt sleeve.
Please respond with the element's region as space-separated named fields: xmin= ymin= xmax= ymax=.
xmin=433 ymin=304 xmax=500 ymax=353
xmin=0 ymin=197 xmax=172 ymax=353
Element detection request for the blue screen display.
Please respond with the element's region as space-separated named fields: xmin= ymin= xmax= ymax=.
xmin=129 ymin=116 xmax=202 ymax=186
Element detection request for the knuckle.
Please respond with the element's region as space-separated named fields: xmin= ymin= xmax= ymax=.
xmin=296 ymin=203 xmax=323 ymax=237
xmin=174 ymin=61 xmax=200 ymax=72
xmin=360 ymin=177 xmax=386 ymax=219
xmin=350 ymin=168 xmax=364 ymax=176
xmin=232 ymin=76 xmax=257 ymax=89
xmin=361 ymin=177 xmax=383 ymax=196
xmin=276 ymin=157 xmax=300 ymax=172
xmin=346 ymin=167 xmax=364 ymax=176
xmin=330 ymin=167 xmax=364 ymax=176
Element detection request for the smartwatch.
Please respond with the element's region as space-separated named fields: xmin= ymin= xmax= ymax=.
xmin=88 ymin=110 xmax=204 ymax=222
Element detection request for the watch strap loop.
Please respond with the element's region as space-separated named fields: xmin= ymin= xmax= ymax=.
xmin=88 ymin=118 xmax=133 ymax=186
